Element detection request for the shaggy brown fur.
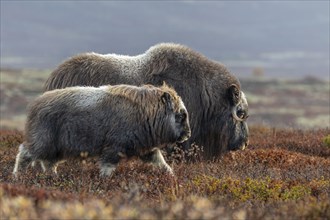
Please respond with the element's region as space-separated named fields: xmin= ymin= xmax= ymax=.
xmin=13 ymin=84 xmax=191 ymax=176
xmin=44 ymin=43 xmax=249 ymax=160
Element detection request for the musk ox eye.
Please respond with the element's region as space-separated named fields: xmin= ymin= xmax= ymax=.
xmin=175 ymin=112 xmax=186 ymax=123
xmin=235 ymin=92 xmax=240 ymax=100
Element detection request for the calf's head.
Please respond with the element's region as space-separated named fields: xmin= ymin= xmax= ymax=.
xmin=161 ymin=91 xmax=191 ymax=144
xmin=226 ymin=84 xmax=249 ymax=151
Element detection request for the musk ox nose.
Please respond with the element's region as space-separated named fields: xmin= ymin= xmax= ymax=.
xmin=177 ymin=130 xmax=191 ymax=143
xmin=186 ymin=130 xmax=191 ymax=139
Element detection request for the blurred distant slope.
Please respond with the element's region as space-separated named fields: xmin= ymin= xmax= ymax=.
xmin=1 ymin=1 xmax=329 ymax=79
xmin=0 ymin=69 xmax=329 ymax=130
xmin=241 ymin=78 xmax=330 ymax=128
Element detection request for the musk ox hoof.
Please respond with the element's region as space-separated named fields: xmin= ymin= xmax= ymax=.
xmin=100 ymin=163 xmax=117 ymax=177
xmin=153 ymin=162 xmax=174 ymax=176
xmin=12 ymin=170 xmax=18 ymax=178
xmin=165 ymin=167 xmax=175 ymax=176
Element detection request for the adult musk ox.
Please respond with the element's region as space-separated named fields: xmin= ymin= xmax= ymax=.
xmin=44 ymin=43 xmax=249 ymax=159
xmin=13 ymin=84 xmax=191 ymax=176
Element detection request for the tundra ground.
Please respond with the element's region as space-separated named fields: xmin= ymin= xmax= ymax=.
xmin=1 ymin=127 xmax=329 ymax=219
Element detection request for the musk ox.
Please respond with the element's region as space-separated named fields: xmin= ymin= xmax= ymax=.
xmin=44 ymin=43 xmax=249 ymax=159
xmin=13 ymin=83 xmax=191 ymax=176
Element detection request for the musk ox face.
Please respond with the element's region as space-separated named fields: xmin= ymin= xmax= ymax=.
xmin=227 ymin=85 xmax=249 ymax=151
xmin=161 ymin=92 xmax=191 ymax=144
xmin=173 ymin=102 xmax=191 ymax=143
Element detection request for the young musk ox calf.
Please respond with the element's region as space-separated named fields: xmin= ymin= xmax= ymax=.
xmin=44 ymin=43 xmax=249 ymax=160
xmin=13 ymin=84 xmax=191 ymax=177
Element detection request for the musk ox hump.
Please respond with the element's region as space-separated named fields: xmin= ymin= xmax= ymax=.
xmin=145 ymin=43 xmax=212 ymax=76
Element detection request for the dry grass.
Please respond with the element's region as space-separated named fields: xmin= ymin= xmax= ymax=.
xmin=1 ymin=126 xmax=329 ymax=219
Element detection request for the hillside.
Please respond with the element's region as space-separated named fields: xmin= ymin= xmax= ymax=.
xmin=0 ymin=69 xmax=329 ymax=130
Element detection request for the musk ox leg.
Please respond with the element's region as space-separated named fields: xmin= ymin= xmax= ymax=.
xmin=99 ymin=148 xmax=121 ymax=177
xmin=39 ymin=160 xmax=49 ymax=172
xmin=13 ymin=144 xmax=33 ymax=176
xmin=140 ymin=148 xmax=174 ymax=175
xmin=31 ymin=160 xmax=49 ymax=172
xmin=51 ymin=160 xmax=66 ymax=174
xmin=38 ymin=160 xmax=65 ymax=174
xmin=31 ymin=160 xmax=46 ymax=172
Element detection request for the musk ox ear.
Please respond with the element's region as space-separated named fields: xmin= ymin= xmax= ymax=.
xmin=227 ymin=84 xmax=240 ymax=106
xmin=162 ymin=81 xmax=169 ymax=88
xmin=161 ymin=81 xmax=172 ymax=91
xmin=161 ymin=92 xmax=174 ymax=112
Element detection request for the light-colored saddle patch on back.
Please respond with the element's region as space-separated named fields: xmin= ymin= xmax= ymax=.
xmin=73 ymin=87 xmax=107 ymax=109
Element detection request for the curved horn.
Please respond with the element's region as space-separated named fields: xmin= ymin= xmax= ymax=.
xmin=232 ymin=106 xmax=244 ymax=122
xmin=232 ymin=91 xmax=249 ymax=122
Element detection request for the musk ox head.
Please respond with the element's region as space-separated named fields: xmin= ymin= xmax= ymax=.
xmin=226 ymin=84 xmax=249 ymax=151
xmin=156 ymin=83 xmax=191 ymax=144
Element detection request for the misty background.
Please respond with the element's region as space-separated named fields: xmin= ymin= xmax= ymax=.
xmin=1 ymin=1 xmax=329 ymax=80
xmin=0 ymin=1 xmax=329 ymax=130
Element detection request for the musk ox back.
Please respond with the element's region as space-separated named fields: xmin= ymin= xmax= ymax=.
xmin=44 ymin=43 xmax=249 ymax=160
xmin=13 ymin=84 xmax=191 ymax=176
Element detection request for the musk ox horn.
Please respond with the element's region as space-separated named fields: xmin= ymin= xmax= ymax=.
xmin=231 ymin=106 xmax=245 ymax=122
xmin=231 ymin=91 xmax=248 ymax=122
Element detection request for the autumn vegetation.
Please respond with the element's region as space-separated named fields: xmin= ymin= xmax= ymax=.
xmin=1 ymin=126 xmax=329 ymax=219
